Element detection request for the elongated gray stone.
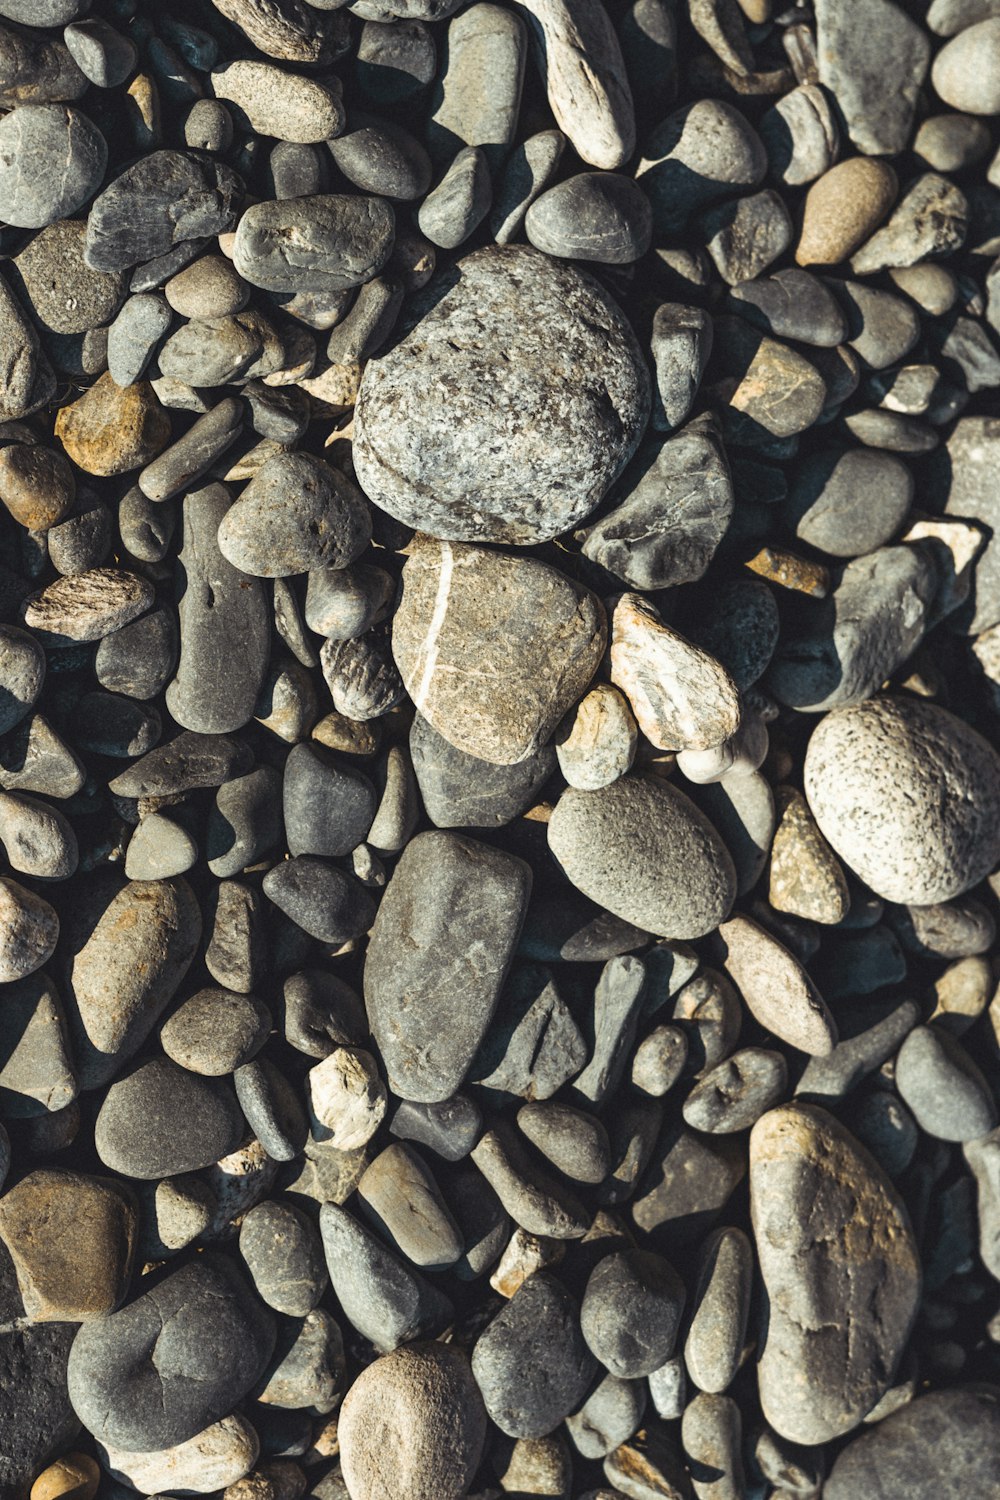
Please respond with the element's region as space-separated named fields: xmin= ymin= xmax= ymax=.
xmin=365 ymin=830 xmax=531 ymax=1102
xmin=427 ymin=2 xmax=527 ymax=169
xmin=232 ymin=195 xmax=395 ymax=293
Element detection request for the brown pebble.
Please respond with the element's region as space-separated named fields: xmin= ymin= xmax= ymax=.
xmin=744 ymin=546 xmax=829 ymax=597
xmin=796 ymin=158 xmax=898 ymax=266
xmin=30 ymin=1453 xmax=100 ymax=1500
xmin=54 ymin=374 xmax=171 ymax=476
xmin=0 ymin=444 xmax=75 ymax=532
xmin=311 ymin=712 xmax=380 ymax=757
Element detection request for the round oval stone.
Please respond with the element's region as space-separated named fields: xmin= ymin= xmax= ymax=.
xmin=804 ymin=696 xmax=1000 ymax=905
xmin=547 ymin=775 xmax=736 ymax=940
xmin=353 ymin=244 xmax=650 ymax=544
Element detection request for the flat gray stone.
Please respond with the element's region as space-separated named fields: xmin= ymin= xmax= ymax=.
xmin=85 ymin=150 xmax=242 ymax=273
xmin=815 ymin=0 xmax=929 ymax=155
xmin=232 ymin=194 xmax=395 ymax=293
xmin=472 ymin=1272 xmax=597 ymax=1437
xmin=0 ymin=104 xmax=106 ymax=228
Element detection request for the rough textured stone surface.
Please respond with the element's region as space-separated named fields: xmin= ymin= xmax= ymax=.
xmin=815 ymin=0 xmax=929 ymax=155
xmin=85 ymin=151 xmax=242 ymax=273
xmin=0 ymin=1169 xmax=134 ymax=1323
xmin=804 ymin=696 xmax=1000 ymax=904
xmin=392 ymin=539 xmax=606 ymax=765
xmin=54 ymin=375 xmax=171 ymax=477
xmin=0 ymin=1241 xmax=79 ymax=1498
xmin=0 ymin=105 xmax=106 ymax=228
xmin=354 ymin=246 xmax=650 ymax=544
xmin=97 ymin=1413 xmax=259 ymax=1496
xmin=67 ymin=1255 xmax=275 ymax=1452
xmin=750 ymin=1103 xmax=921 ymax=1445
xmin=339 ymin=1343 xmax=487 ymax=1500
xmin=825 ymin=1385 xmax=1000 ymax=1499
xmin=232 ymin=195 xmax=394 ymax=294
xmin=365 ymin=830 xmax=531 ymax=1101
xmin=218 ymin=452 xmax=371 ymax=578
xmin=411 ymin=713 xmax=555 ymax=828
xmin=548 ymin=776 xmax=736 ymax=940
xmin=472 ymin=1272 xmax=597 ymax=1437
xmin=716 ymin=914 xmax=836 ymax=1055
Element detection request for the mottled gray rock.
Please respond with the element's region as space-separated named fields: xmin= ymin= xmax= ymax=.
xmin=392 ymin=539 xmax=605 ymax=763
xmin=632 ymin=1119 xmax=746 ymax=1248
xmin=510 ymin=0 xmax=634 ymax=169
xmin=761 ymin=82 xmax=839 ymax=186
xmin=649 ymin=302 xmax=712 ymax=434
xmin=0 ymin=104 xmax=105 ymax=229
xmin=94 ymin=1057 xmax=245 ymax=1179
xmin=581 ymin=414 xmax=732 ymax=590
xmin=683 ymin=1049 xmax=787 ymax=1134
xmin=852 ymin=173 xmax=968 ymax=275
xmin=582 ymin=1248 xmax=685 ymax=1379
xmin=107 ymin=293 xmax=171 ymax=388
xmin=517 ymin=1101 xmax=610 ymax=1184
xmin=768 ymin=546 xmax=936 ymax=713
xmin=319 ymin=1203 xmax=453 ymax=1350
xmin=327 ymin=116 xmax=430 ymax=201
xmin=804 ymin=696 xmax=1000 ymax=904
xmin=0 ymin=624 xmax=44 ymax=736
xmin=365 ymin=830 xmax=531 ymax=1101
xmin=0 ymin=715 xmax=83 ymax=801
xmin=472 ymin=1272 xmax=597 ymax=1437
xmin=0 ymin=971 xmax=76 ymax=1117
xmin=750 ymin=1103 xmax=921 ymax=1445
xmin=815 ymin=0 xmax=930 ymax=154
xmin=548 ymin=776 xmax=736 ymax=941
xmin=262 ymin=856 xmax=376 ymax=945
xmin=567 ymin=1373 xmax=645 ymax=1459
xmin=428 ymin=2 xmax=526 ymax=170
xmin=164 ymin=484 xmax=269 ymax=735
xmin=825 ymin=1385 xmax=1000 ymax=1499
xmin=63 ymin=18 xmax=138 ymax=88
xmin=108 ymin=730 xmax=251 ymax=798
xmin=354 ymin=246 xmax=649 ymax=544
xmin=239 ymin=1200 xmax=327 ymax=1316
xmin=700 ymin=189 xmax=793 ymax=287
xmin=206 ymin=765 xmax=283 ymax=879
xmin=0 ymin=271 xmax=56 ymax=420
xmin=67 ymin=1255 xmax=274 ymax=1452
xmin=472 ymin=963 xmax=587 ymax=1105
xmin=138 ymin=398 xmax=244 ymax=502
xmin=211 ymin=0 xmax=349 ymax=65
xmin=85 ymin=151 xmax=242 ymax=273
xmin=283 ymin=742 xmax=375 ymax=858
xmin=784 ymin=447 xmax=912 ymax=558
xmin=390 ymin=1094 xmax=481 ymax=1161
xmin=160 ymin=987 xmax=270 ymax=1077
xmin=218 ymin=452 xmax=371 ymax=578
xmin=256 ymin=1305 xmax=343 ymax=1414
xmin=894 ymin=1025 xmax=997 ymax=1142
xmin=233 ymin=195 xmax=395 ymax=293
xmin=211 ymin=60 xmax=344 ymax=143
xmin=939 ymin=417 xmax=1000 ymax=634
xmin=410 ymin=712 xmax=554 ymax=828
xmin=526 ymin=172 xmax=652 ymax=263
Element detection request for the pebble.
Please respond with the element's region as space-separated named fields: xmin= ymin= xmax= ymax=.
xmin=815 ymin=0 xmax=929 ymax=154
xmin=410 ymin=712 xmax=556 ymax=827
xmin=357 ymin=1141 xmax=463 ymax=1267
xmin=238 ymin=1200 xmax=327 ymax=1316
xmin=894 ymin=1025 xmax=997 ymax=1142
xmin=0 ymin=272 xmax=56 ymax=422
xmin=63 ymin=19 xmax=138 ymax=88
xmin=390 ymin=1094 xmax=481 ymax=1160
xmin=768 ymin=785 xmax=850 ymax=924
xmin=84 ymin=149 xmax=241 ymax=273
xmin=319 ymin=1202 xmax=453 ymax=1350
xmin=366 ymin=830 xmax=530 ymax=1099
xmin=511 ymin=0 xmax=634 ymax=169
xmin=283 ymin=742 xmax=375 ymax=857
xmin=525 ymin=172 xmax=652 ymax=264
xmin=470 ymin=1122 xmax=589 ymax=1238
xmin=0 ymin=624 xmax=45 ymax=735
xmin=0 ymin=714 xmax=83 ymax=800
xmin=683 ymin=1048 xmax=787 ymax=1133
xmin=760 ymin=82 xmax=838 ymax=185
xmin=824 ymin=1385 xmax=1000 ymax=1499
xmin=0 ymin=877 xmax=59 ymax=982
xmin=97 ymin=1413 xmax=260 ymax=1496
xmin=256 ymin=1305 xmax=343 ymax=1414
xmin=583 ymin=415 xmax=732 ymax=590
xmin=715 ymin=913 xmax=836 ymax=1055
xmin=0 ymin=790 xmax=77 ymax=879
xmin=796 ymin=998 xmax=919 ymax=1104
xmin=339 ymin=1343 xmax=486 ymax=1500
xmin=804 ymin=696 xmax=1000 ymax=903
xmin=355 ymin=17 xmax=437 ymax=102
xmin=549 ymin=775 xmax=736 ymax=940
xmin=392 ymin=539 xmax=605 ymax=764
xmin=852 ymin=172 xmax=969 ymax=275
xmin=610 ymin=593 xmax=742 ymax=752
xmin=30 ymin=1452 xmax=100 ymax=1500
xmin=160 ymin=987 xmax=270 ymax=1075
xmin=165 ymin=483 xmax=269 ymax=734
xmin=328 ymin=115 xmax=431 ymax=201
xmin=308 ymin=1047 xmax=387 ymax=1150
xmin=54 ymin=373 xmax=171 ymax=476
xmin=750 ymin=1103 xmax=921 ymax=1444
xmin=682 ymin=1227 xmax=752 ymax=1395
xmin=491 ymin=128 xmax=566 ymax=243
xmin=218 ymin=451 xmax=370 ymax=577
xmin=0 ymin=970 xmax=76 ymax=1117
xmin=68 ymin=1254 xmax=275 ymax=1451
xmin=567 ymin=1372 xmax=645 ymax=1459
xmin=636 ymin=99 xmax=766 ymax=237
xmin=581 ymin=1248 xmax=685 ymax=1378
xmin=262 ymin=856 xmax=376 ymax=945
xmin=555 ymin=684 xmax=636 ymax=791
xmin=232 ymin=195 xmax=395 ymax=294
xmin=795 ymin=158 xmax=897 ymax=266
xmin=517 ymin=1101 xmax=610 ymax=1184
xmin=0 ymin=105 xmax=106 ymax=228
xmin=428 ymin=3 xmax=526 ymax=169
xmin=165 ymin=254 xmax=248 ymax=319
xmin=700 ymin=187 xmax=793 ymax=286
xmin=94 ymin=1056 xmax=245 ymax=1178
xmin=0 ymin=1168 xmax=133 ymax=1324
xmin=932 ymin=18 xmax=1000 ymax=112
xmin=681 ymin=1393 xmax=744 ymax=1500
xmin=354 ymin=246 xmax=649 ymax=544
xmin=210 ymin=60 xmax=344 ymax=142
xmin=472 ymin=1271 xmax=597 ymax=1437
xmin=472 ymin=963 xmax=587 ymax=1105
xmin=715 ymin=318 xmax=827 ymax=436
xmin=783 ymin=445 xmax=912 ymax=557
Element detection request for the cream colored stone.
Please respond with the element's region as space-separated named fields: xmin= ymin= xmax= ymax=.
xmin=308 ymin=1047 xmax=387 ymax=1150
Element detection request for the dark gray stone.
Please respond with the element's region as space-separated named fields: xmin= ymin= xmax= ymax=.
xmin=517 ymin=1101 xmax=609 ymax=1184
xmin=325 ymin=275 xmax=404 ymax=364
xmin=0 ymin=271 xmax=55 ymax=421
xmin=353 ymin=245 xmax=650 ymax=544
xmin=355 ymin=17 xmax=436 ymax=103
xmin=320 ymin=627 xmax=406 ymax=721
xmin=417 ymin=144 xmax=492 ymax=250
xmin=581 ymin=414 xmax=732 ymax=590
xmin=636 ymin=99 xmax=766 ymax=237
xmin=471 ymin=963 xmax=587 ymax=1106
xmin=283 ymin=741 xmax=376 ymax=858
xmin=572 ymin=955 xmax=646 ymax=1109
xmin=63 ymin=18 xmax=137 ymax=88
xmin=365 ymin=830 xmax=531 ymax=1102
xmin=138 ymin=398 xmax=244 ymax=502
xmin=0 ymin=22 xmax=87 ymax=109
xmin=95 ymin=608 xmax=177 ymax=701
xmin=107 ymin=293 xmax=171 ymax=388
xmin=319 ymin=1202 xmax=454 ymax=1350
xmin=0 ymin=104 xmax=106 ymax=229
xmin=410 ymin=712 xmax=554 ymax=829
xmin=283 ymin=968 xmax=368 ymax=1058
xmin=491 ymin=128 xmax=565 ymax=243
xmin=784 ymin=447 xmax=912 ymax=558
xmin=207 ymin=765 xmax=284 ymax=878
xmin=581 ymin=1249 xmax=685 ymax=1379
xmin=525 ymin=172 xmax=652 ymax=264
xmin=47 ymin=499 xmax=113 ymax=576
xmin=632 ymin=1119 xmax=746 ymax=1248
xmin=235 ymin=1056 xmax=307 ymax=1162
xmin=517 ymin=888 xmax=650 ymax=964
xmin=257 ymin=1307 xmax=344 ymax=1416
xmin=160 ymin=987 xmax=271 ymax=1076
xmin=683 ymin=1049 xmax=787 ymax=1134
xmin=262 ymin=855 xmax=377 ymax=945
xmin=0 ymin=1241 xmax=79 ymax=1497
xmin=469 ymin=1120 xmax=590 ymax=1238
xmin=700 ymin=189 xmax=793 ymax=287
xmin=305 ymin=562 xmax=394 ymax=640
xmin=650 ymin=302 xmax=712 ymax=434
xmin=567 ymin=1373 xmax=646 ymax=1459
xmin=683 ymin=1227 xmax=753 ymax=1395
xmin=94 ymin=1057 xmax=245 ymax=1179
xmin=895 ymin=1024 xmax=997 ymax=1142
xmin=427 ymin=1 xmax=526 ymax=170
xmin=67 ymin=1254 xmax=275 ymax=1452
xmin=0 ymin=623 xmax=45 ymax=735
xmin=815 ymin=0 xmax=930 ymax=155
xmin=825 ymin=1385 xmax=1000 ymax=1500
xmin=389 ymin=1094 xmax=481 ymax=1161
xmin=108 ymin=729 xmax=252 ymax=797
xmin=240 ymin=1200 xmax=327 ymax=1316
xmin=729 ymin=268 xmax=846 ymax=347
xmin=472 ymin=1273 xmax=597 ymax=1438
xmin=233 ymin=195 xmax=395 ymax=293
xmin=85 ymin=151 xmax=243 ymax=273
xmin=328 ymin=113 xmax=431 ymax=200
xmin=117 ymin=487 xmax=176 ymax=563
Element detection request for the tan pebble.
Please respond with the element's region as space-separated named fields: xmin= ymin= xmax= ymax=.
xmin=0 ymin=444 xmax=75 ymax=532
xmin=717 ymin=912 xmax=838 ymax=1055
xmin=745 ymin=545 xmax=829 ymax=596
xmin=311 ymin=711 xmax=380 ymax=756
xmin=931 ymin=955 xmax=994 ymax=1035
xmin=796 ymin=157 xmax=898 ymax=265
xmin=124 ymin=72 xmax=160 ymax=149
xmin=54 ymin=374 xmax=170 ymax=477
xmin=769 ymin=785 xmax=849 ymax=925
xmin=490 ymin=1227 xmax=565 ymax=1298
xmin=30 ymin=1453 xmax=99 ymax=1500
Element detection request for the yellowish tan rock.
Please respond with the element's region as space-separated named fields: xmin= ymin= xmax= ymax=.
xmin=30 ymin=1453 xmax=100 ymax=1500
xmin=769 ymin=786 xmax=849 ymax=924
xmin=54 ymin=374 xmax=170 ymax=476
xmin=796 ymin=158 xmax=898 ymax=266
xmin=716 ymin=913 xmax=837 ymax=1055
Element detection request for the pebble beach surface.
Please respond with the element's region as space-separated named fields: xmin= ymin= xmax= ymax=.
xmin=0 ymin=1 xmax=999 ymax=1499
